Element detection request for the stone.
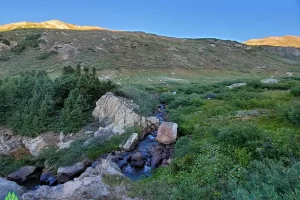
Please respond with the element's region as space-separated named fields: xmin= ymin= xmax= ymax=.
xmin=0 ymin=128 xmax=23 ymax=155
xmin=23 ymin=136 xmax=48 ymax=156
xmin=156 ymin=122 xmax=178 ymax=144
xmin=92 ymin=92 xmax=147 ymax=134
xmin=226 ymin=82 xmax=247 ymax=89
xmin=151 ymin=154 xmax=162 ymax=168
xmin=58 ymin=140 xmax=74 ymax=150
xmin=40 ymin=171 xmax=57 ymax=186
xmin=7 ymin=166 xmax=36 ymax=183
xmin=146 ymin=116 xmax=160 ymax=127
xmin=94 ymin=127 xmax=112 ymax=137
xmin=0 ymin=177 xmax=26 ymax=200
xmin=59 ymin=132 xmax=65 ymax=142
xmin=21 ymin=159 xmax=129 ymax=200
xmin=57 ymin=162 xmax=86 ymax=183
xmin=91 ymin=161 xmax=101 ymax=168
xmin=204 ymin=93 xmax=217 ymax=100
xmin=122 ymin=133 xmax=139 ymax=151
xmin=260 ymin=78 xmax=278 ymax=84
xmin=130 ymin=152 xmax=144 ymax=168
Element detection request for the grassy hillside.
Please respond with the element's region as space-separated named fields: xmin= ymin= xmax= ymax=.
xmin=0 ymin=29 xmax=300 ymax=77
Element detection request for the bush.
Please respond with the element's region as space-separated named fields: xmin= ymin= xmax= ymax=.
xmin=36 ymin=50 xmax=58 ymax=60
xmin=288 ymin=103 xmax=300 ymax=126
xmin=0 ymin=38 xmax=10 ymax=46
xmin=291 ymin=86 xmax=300 ymax=97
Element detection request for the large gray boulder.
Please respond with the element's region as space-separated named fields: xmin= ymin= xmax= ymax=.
xmin=7 ymin=166 xmax=36 ymax=183
xmin=0 ymin=177 xmax=26 ymax=200
xmin=57 ymin=162 xmax=86 ymax=183
xmin=22 ymin=159 xmax=136 ymax=200
xmin=156 ymin=122 xmax=178 ymax=144
xmin=23 ymin=136 xmax=48 ymax=156
xmin=92 ymin=92 xmax=147 ymax=134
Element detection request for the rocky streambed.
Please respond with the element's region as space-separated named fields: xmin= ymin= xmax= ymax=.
xmin=0 ymin=92 xmax=178 ymax=199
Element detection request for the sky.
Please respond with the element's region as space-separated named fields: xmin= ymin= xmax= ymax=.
xmin=0 ymin=0 xmax=299 ymax=42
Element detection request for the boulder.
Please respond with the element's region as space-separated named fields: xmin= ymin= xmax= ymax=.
xmin=122 ymin=133 xmax=139 ymax=151
xmin=7 ymin=166 xmax=36 ymax=183
xmin=40 ymin=171 xmax=57 ymax=186
xmin=204 ymin=93 xmax=217 ymax=100
xmin=91 ymin=161 xmax=101 ymax=168
xmin=23 ymin=136 xmax=48 ymax=156
xmin=0 ymin=177 xmax=26 ymax=200
xmin=57 ymin=162 xmax=86 ymax=183
xmin=59 ymin=132 xmax=65 ymax=142
xmin=261 ymin=78 xmax=278 ymax=84
xmin=92 ymin=92 xmax=147 ymax=134
xmin=146 ymin=116 xmax=160 ymax=127
xmin=22 ymin=159 xmax=130 ymax=200
xmin=0 ymin=128 xmax=23 ymax=155
xmin=151 ymin=154 xmax=162 ymax=168
xmin=130 ymin=152 xmax=144 ymax=168
xmin=226 ymin=82 xmax=247 ymax=89
xmin=156 ymin=122 xmax=178 ymax=144
xmin=58 ymin=140 xmax=74 ymax=150
xmin=94 ymin=127 xmax=112 ymax=138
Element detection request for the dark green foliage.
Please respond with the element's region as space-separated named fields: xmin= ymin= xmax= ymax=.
xmin=288 ymin=102 xmax=300 ymax=126
xmin=225 ymin=160 xmax=300 ymax=200
xmin=0 ymin=68 xmax=116 ymax=136
xmin=291 ymin=86 xmax=300 ymax=97
xmin=0 ymin=54 xmax=9 ymax=61
xmin=11 ymin=33 xmax=43 ymax=54
xmin=36 ymin=50 xmax=58 ymax=60
xmin=0 ymin=38 xmax=10 ymax=46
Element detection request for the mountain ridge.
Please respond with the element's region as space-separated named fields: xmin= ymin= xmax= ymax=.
xmin=0 ymin=20 xmax=108 ymax=31
xmin=244 ymin=35 xmax=300 ymax=48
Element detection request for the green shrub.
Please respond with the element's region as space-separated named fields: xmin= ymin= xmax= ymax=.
xmin=288 ymin=103 xmax=300 ymax=126
xmin=0 ymin=54 xmax=9 ymax=61
xmin=36 ymin=50 xmax=58 ymax=60
xmin=291 ymin=86 xmax=300 ymax=97
xmin=0 ymin=38 xmax=10 ymax=46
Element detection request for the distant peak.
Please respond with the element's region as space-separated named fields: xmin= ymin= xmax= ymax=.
xmin=0 ymin=20 xmax=108 ymax=31
xmin=244 ymin=35 xmax=300 ymax=48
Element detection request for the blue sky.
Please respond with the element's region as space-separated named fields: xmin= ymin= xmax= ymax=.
xmin=0 ymin=0 xmax=299 ymax=42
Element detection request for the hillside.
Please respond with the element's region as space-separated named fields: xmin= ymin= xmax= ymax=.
xmin=0 ymin=24 xmax=300 ymax=77
xmin=245 ymin=35 xmax=300 ymax=48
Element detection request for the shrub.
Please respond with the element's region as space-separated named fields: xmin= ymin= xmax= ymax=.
xmin=36 ymin=50 xmax=58 ymax=60
xmin=288 ymin=103 xmax=300 ymax=126
xmin=0 ymin=38 xmax=10 ymax=46
xmin=291 ymin=86 xmax=300 ymax=97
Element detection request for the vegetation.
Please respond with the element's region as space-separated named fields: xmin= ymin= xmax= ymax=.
xmin=131 ymin=77 xmax=300 ymax=199
xmin=0 ymin=66 xmax=116 ymax=136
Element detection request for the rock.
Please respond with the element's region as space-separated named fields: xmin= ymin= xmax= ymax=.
xmin=23 ymin=136 xmax=48 ymax=156
xmin=58 ymin=140 xmax=74 ymax=150
xmin=151 ymin=154 xmax=162 ymax=168
xmin=40 ymin=171 xmax=57 ymax=186
xmin=57 ymin=162 xmax=86 ymax=183
xmin=130 ymin=152 xmax=144 ymax=168
xmin=226 ymin=82 xmax=247 ymax=89
xmin=92 ymin=92 xmax=147 ymax=134
xmin=94 ymin=127 xmax=112 ymax=138
xmin=235 ymin=110 xmax=261 ymax=117
xmin=287 ymin=72 xmax=293 ymax=76
xmin=59 ymin=132 xmax=65 ymax=142
xmin=7 ymin=166 xmax=36 ymax=183
xmin=123 ymin=133 xmax=139 ymax=151
xmin=156 ymin=122 xmax=178 ymax=144
xmin=204 ymin=93 xmax=217 ymax=100
xmin=261 ymin=78 xmax=278 ymax=84
xmin=21 ymin=159 xmax=129 ymax=200
xmin=0 ymin=177 xmax=26 ymax=200
xmin=0 ymin=128 xmax=23 ymax=155
xmin=146 ymin=116 xmax=160 ymax=127
xmin=91 ymin=161 xmax=101 ymax=168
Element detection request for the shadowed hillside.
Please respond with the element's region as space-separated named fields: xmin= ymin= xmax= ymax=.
xmin=0 ymin=27 xmax=300 ymax=76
